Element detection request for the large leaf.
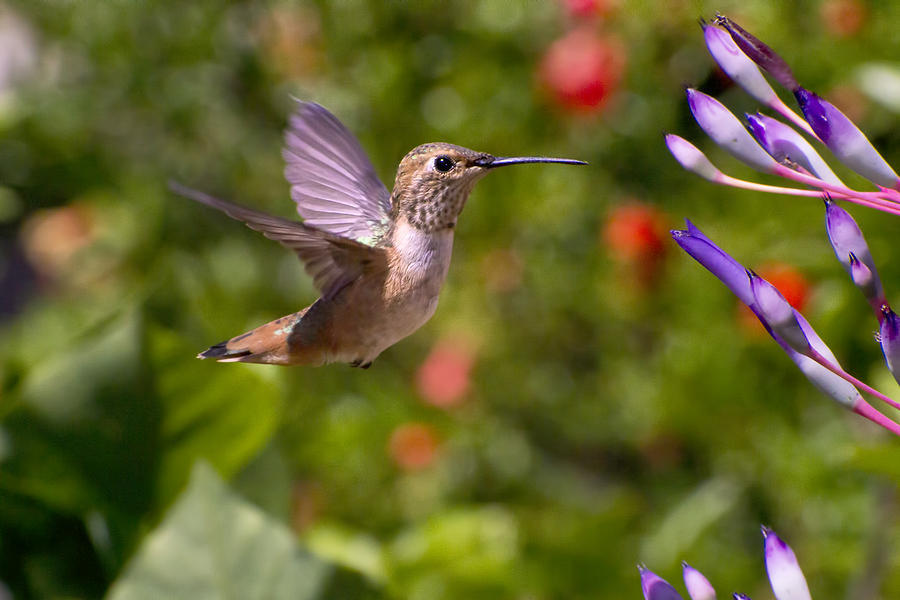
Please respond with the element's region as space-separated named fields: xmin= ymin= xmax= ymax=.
xmin=107 ymin=462 xmax=329 ymax=600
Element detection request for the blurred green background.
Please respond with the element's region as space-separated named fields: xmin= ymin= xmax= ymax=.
xmin=3 ymin=0 xmax=900 ymax=598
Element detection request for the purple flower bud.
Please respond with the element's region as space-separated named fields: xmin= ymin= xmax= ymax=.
xmin=825 ymin=200 xmax=884 ymax=301
xmin=795 ymin=88 xmax=900 ymax=189
xmin=665 ymin=134 xmax=723 ymax=181
xmin=732 ymin=595 xmax=752 ymax=600
xmin=713 ymin=15 xmax=798 ymax=91
xmin=686 ymin=89 xmax=780 ymax=173
xmin=746 ymin=113 xmax=844 ymax=186
xmin=783 ymin=312 xmax=862 ymax=410
xmin=848 ymin=253 xmax=877 ymax=301
xmin=762 ymin=527 xmax=812 ymax=600
xmin=879 ymin=305 xmax=900 ymax=386
xmin=640 ymin=566 xmax=685 ymax=600
xmin=703 ymin=23 xmax=778 ymax=107
xmin=682 ymin=562 xmax=716 ymax=600
xmin=786 ymin=350 xmax=861 ymax=410
xmin=673 ymin=221 xmax=862 ymax=411
xmin=748 ymin=271 xmax=810 ymax=354
xmin=671 ymin=220 xmax=753 ymax=305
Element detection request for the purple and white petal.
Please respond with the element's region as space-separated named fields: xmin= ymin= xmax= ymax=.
xmin=666 ymin=134 xmax=723 ymax=181
xmin=784 ymin=311 xmax=861 ymax=409
xmin=713 ymin=15 xmax=798 ymax=92
xmin=640 ymin=566 xmax=685 ymax=600
xmin=703 ymin=24 xmax=778 ymax=107
xmin=795 ymin=89 xmax=900 ymax=189
xmin=780 ymin=344 xmax=861 ymax=411
xmin=671 ymin=221 xmax=753 ymax=305
xmin=879 ymin=305 xmax=900 ymax=386
xmin=683 ymin=562 xmax=716 ymax=600
xmin=748 ymin=272 xmax=810 ymax=354
xmin=763 ymin=528 xmax=812 ymax=600
xmin=686 ymin=89 xmax=780 ymax=174
xmin=824 ymin=200 xmax=884 ymax=301
xmin=848 ymin=253 xmax=878 ymax=302
xmin=746 ymin=113 xmax=843 ymax=186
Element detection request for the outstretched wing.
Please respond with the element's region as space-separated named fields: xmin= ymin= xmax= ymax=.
xmin=170 ymin=182 xmax=388 ymax=300
xmin=283 ymin=101 xmax=392 ymax=245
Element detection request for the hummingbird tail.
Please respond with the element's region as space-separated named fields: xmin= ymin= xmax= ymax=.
xmin=197 ymin=308 xmax=310 ymax=365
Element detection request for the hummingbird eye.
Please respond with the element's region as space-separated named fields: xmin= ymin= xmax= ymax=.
xmin=433 ymin=155 xmax=455 ymax=173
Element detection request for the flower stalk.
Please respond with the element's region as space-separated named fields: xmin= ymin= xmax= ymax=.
xmin=668 ymin=17 xmax=900 ymax=215
xmin=639 ymin=528 xmax=815 ymax=600
xmin=671 ymin=221 xmax=900 ymax=435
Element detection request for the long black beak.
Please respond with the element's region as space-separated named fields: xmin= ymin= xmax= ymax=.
xmin=473 ymin=156 xmax=588 ymax=169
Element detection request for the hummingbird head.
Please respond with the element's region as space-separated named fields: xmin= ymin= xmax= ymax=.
xmin=391 ymin=143 xmax=586 ymax=232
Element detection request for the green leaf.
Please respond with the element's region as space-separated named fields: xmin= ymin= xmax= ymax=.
xmin=149 ymin=326 xmax=282 ymax=504
xmin=106 ymin=462 xmax=329 ymax=600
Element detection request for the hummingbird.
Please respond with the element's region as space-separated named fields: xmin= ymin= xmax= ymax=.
xmin=170 ymin=101 xmax=585 ymax=367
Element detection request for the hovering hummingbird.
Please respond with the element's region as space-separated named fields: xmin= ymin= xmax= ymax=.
xmin=171 ymin=101 xmax=585 ymax=367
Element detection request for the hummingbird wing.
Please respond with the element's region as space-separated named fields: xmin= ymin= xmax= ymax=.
xmin=283 ymin=102 xmax=392 ymax=246
xmin=170 ymin=182 xmax=388 ymax=300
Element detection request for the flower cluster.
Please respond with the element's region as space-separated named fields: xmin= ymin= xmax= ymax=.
xmin=666 ymin=15 xmax=900 ymax=435
xmin=640 ymin=527 xmax=811 ymax=600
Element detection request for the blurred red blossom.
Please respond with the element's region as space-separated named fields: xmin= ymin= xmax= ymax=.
xmin=20 ymin=204 xmax=96 ymax=282
xmin=255 ymin=4 xmax=322 ymax=79
xmin=825 ymin=84 xmax=870 ymax=127
xmin=388 ymin=423 xmax=440 ymax=471
xmin=603 ymin=201 xmax=669 ymax=287
xmin=560 ymin=0 xmax=616 ymax=20
xmin=821 ymin=0 xmax=867 ymax=38
xmin=538 ymin=27 xmax=625 ymax=113
xmin=415 ymin=336 xmax=477 ymax=408
xmin=603 ymin=203 xmax=668 ymax=262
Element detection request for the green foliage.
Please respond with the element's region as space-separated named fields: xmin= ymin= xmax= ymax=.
xmin=107 ymin=462 xmax=329 ymax=600
xmin=3 ymin=0 xmax=900 ymax=598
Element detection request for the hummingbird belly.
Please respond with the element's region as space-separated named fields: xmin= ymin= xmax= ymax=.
xmin=290 ymin=223 xmax=455 ymax=366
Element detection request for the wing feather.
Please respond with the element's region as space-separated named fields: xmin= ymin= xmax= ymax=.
xmin=282 ymin=102 xmax=392 ymax=243
xmin=170 ymin=182 xmax=387 ymax=300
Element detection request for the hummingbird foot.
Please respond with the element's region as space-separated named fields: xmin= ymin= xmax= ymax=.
xmin=349 ymin=359 xmax=373 ymax=369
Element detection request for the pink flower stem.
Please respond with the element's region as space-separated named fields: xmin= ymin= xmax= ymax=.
xmin=773 ymin=167 xmax=900 ymax=216
xmin=878 ymin=185 xmax=900 ymax=202
xmin=775 ymin=166 xmax=897 ymax=203
xmin=852 ymin=401 xmax=900 ymax=436
xmin=717 ymin=175 xmax=845 ymax=197
xmin=717 ymin=174 xmax=900 ymax=214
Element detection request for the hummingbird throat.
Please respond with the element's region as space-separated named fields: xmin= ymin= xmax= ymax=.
xmin=401 ymin=180 xmax=478 ymax=232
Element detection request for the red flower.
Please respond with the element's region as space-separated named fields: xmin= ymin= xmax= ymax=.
xmin=21 ymin=204 xmax=96 ymax=281
xmin=603 ymin=202 xmax=668 ymax=262
xmin=603 ymin=202 xmax=669 ymax=288
xmin=415 ymin=337 xmax=476 ymax=408
xmin=538 ymin=27 xmax=625 ymax=113
xmin=821 ymin=0 xmax=867 ymax=38
xmin=388 ymin=423 xmax=440 ymax=471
